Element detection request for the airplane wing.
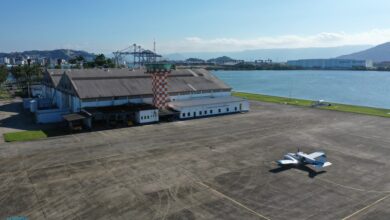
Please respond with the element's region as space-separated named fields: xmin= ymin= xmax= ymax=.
xmin=299 ymin=151 xmax=332 ymax=168
xmin=277 ymin=160 xmax=298 ymax=165
xmin=311 ymin=161 xmax=332 ymax=169
xmin=308 ymin=152 xmax=325 ymax=159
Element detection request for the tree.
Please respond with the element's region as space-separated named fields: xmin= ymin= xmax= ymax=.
xmin=68 ymin=58 xmax=77 ymax=64
xmin=69 ymin=55 xmax=85 ymax=65
xmin=94 ymin=54 xmax=107 ymax=67
xmin=10 ymin=64 xmax=43 ymax=97
xmin=69 ymin=54 xmax=114 ymax=69
xmin=105 ymin=58 xmax=115 ymax=68
xmin=76 ymin=55 xmax=85 ymax=62
xmin=84 ymin=61 xmax=96 ymax=68
xmin=0 ymin=65 xmax=7 ymax=83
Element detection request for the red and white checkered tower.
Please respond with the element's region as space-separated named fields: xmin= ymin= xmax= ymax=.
xmin=146 ymin=64 xmax=173 ymax=109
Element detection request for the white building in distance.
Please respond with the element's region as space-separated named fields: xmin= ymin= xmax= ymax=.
xmin=287 ymin=59 xmax=373 ymax=69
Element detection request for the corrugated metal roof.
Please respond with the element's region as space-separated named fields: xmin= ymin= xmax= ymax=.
xmin=43 ymin=70 xmax=62 ymax=87
xmin=51 ymin=75 xmax=62 ymax=86
xmin=54 ymin=68 xmax=231 ymax=99
xmin=56 ymin=68 xmax=202 ymax=78
xmin=168 ymin=96 xmax=246 ymax=108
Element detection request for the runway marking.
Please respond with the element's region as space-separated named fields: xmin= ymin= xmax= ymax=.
xmin=270 ymin=162 xmax=390 ymax=193
xmin=332 ymin=128 xmax=390 ymax=144
xmin=196 ymin=181 xmax=271 ymax=220
xmin=342 ymin=193 xmax=390 ymax=220
xmin=98 ymin=131 xmax=109 ymax=137
xmin=316 ymin=177 xmax=390 ymax=193
xmin=72 ymin=134 xmax=81 ymax=142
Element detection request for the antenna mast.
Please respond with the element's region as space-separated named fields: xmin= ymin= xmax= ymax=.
xmin=153 ymin=39 xmax=156 ymax=62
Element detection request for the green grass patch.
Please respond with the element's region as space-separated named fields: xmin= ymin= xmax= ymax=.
xmin=3 ymin=130 xmax=48 ymax=142
xmin=0 ymin=89 xmax=12 ymax=100
xmin=233 ymin=92 xmax=390 ymax=118
xmin=233 ymin=92 xmax=313 ymax=106
xmin=320 ymin=103 xmax=390 ymax=118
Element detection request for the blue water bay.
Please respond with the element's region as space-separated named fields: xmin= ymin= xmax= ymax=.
xmin=213 ymin=70 xmax=390 ymax=109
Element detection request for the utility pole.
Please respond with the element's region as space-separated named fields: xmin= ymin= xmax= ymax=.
xmin=133 ymin=43 xmax=136 ymax=68
xmin=153 ymin=39 xmax=156 ymax=53
xmin=138 ymin=46 xmax=142 ymax=66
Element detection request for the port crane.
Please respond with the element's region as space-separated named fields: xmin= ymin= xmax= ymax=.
xmin=113 ymin=42 xmax=162 ymax=68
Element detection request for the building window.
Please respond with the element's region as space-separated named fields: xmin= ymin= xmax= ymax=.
xmin=218 ymin=109 xmax=221 ymax=113
xmin=210 ymin=110 xmax=213 ymax=114
xmin=226 ymin=108 xmax=229 ymax=112
xmin=187 ymin=112 xmax=190 ymax=117
xmin=235 ymin=107 xmax=237 ymax=111
xmin=182 ymin=113 xmax=185 ymax=117
xmin=199 ymin=111 xmax=202 ymax=115
xmin=204 ymin=110 xmax=207 ymax=115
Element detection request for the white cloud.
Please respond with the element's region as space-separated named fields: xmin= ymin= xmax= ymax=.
xmin=159 ymin=29 xmax=390 ymax=53
xmin=39 ymin=29 xmax=390 ymax=54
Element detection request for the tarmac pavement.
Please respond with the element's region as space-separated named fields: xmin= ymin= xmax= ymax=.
xmin=0 ymin=101 xmax=389 ymax=219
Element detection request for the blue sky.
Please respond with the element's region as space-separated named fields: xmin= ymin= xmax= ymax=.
xmin=1 ymin=0 xmax=390 ymax=53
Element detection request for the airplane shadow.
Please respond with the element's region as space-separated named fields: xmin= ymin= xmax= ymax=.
xmin=269 ymin=165 xmax=327 ymax=178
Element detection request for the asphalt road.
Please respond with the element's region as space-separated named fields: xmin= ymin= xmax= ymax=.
xmin=0 ymin=101 xmax=389 ymax=220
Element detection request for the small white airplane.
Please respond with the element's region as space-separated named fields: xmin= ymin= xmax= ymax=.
xmin=277 ymin=149 xmax=332 ymax=169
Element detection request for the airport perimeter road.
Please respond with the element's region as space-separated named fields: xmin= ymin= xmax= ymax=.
xmin=0 ymin=101 xmax=389 ymax=220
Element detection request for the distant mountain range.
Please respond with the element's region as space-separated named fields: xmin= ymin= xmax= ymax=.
xmin=163 ymin=45 xmax=372 ymax=62
xmin=2 ymin=42 xmax=389 ymax=64
xmin=337 ymin=42 xmax=390 ymax=63
xmin=0 ymin=49 xmax=96 ymax=61
xmin=206 ymin=56 xmax=236 ymax=63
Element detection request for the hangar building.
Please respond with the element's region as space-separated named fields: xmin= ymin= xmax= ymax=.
xmin=34 ymin=68 xmax=249 ymax=127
